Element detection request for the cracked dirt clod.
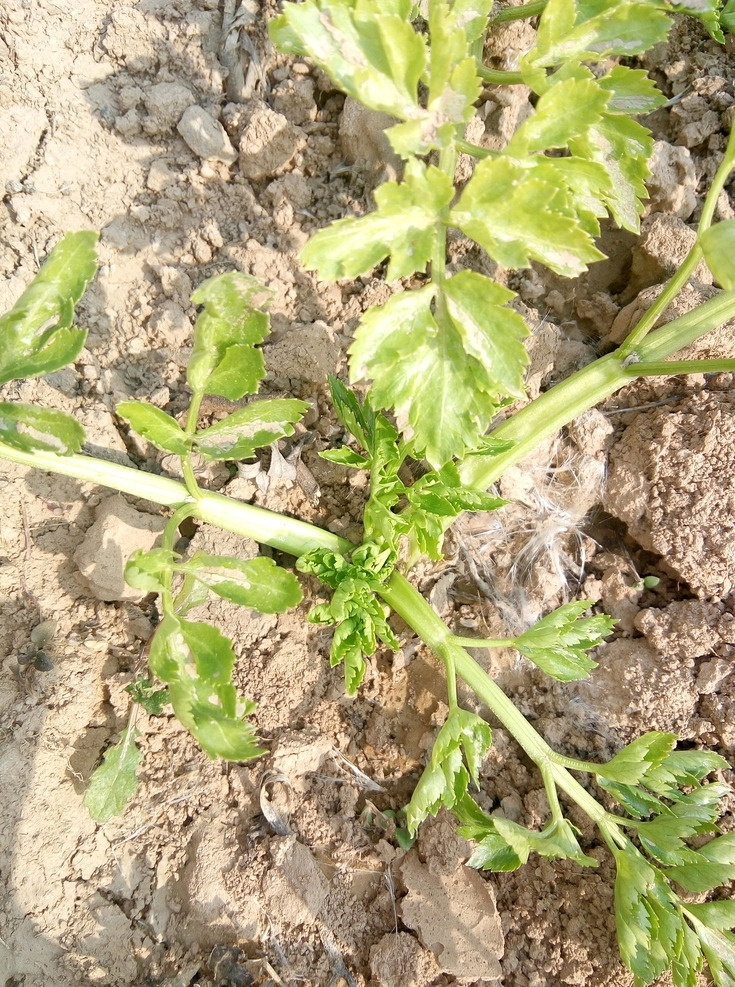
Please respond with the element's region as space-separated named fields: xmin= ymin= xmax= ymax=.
xmin=73 ymin=494 xmax=167 ymax=601
xmin=604 ymin=386 xmax=735 ymax=599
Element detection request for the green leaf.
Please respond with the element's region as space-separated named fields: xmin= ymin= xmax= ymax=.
xmin=527 ymin=0 xmax=672 ymax=67
xmin=468 ymin=832 xmax=524 ymax=871
xmin=597 ymin=732 xmax=677 ymax=786
xmin=125 ymin=547 xmax=178 ymax=594
xmin=269 ymin=0 xmax=426 ymax=120
xmin=506 ymin=76 xmax=610 ymax=156
xmin=665 ymin=833 xmax=735 ymax=893
xmin=460 ymin=794 xmax=596 ymax=871
xmin=451 ymin=156 xmax=606 ymax=277
xmin=723 ymin=0 xmax=735 ymax=32
xmin=125 ymin=677 xmax=169 ymax=715
xmin=0 ymin=403 xmax=85 ymax=455
xmin=320 ymin=447 xmax=371 ymax=468
xmin=84 ymin=727 xmax=141 ymax=823
xmin=636 ymin=815 xmax=709 ymax=867
xmin=406 ymin=708 xmax=492 ymax=834
xmin=187 ymin=272 xmax=270 ymax=399
xmin=148 ymin=615 xmax=265 ymax=761
xmin=700 ymin=221 xmax=735 ymax=290
xmin=513 ymin=600 xmax=616 ymax=681
xmin=643 ymin=748 xmax=729 ymax=796
xmin=301 ymin=161 xmax=453 ymax=281
xmin=350 ymin=286 xmax=504 ymax=467
xmin=441 ymin=271 xmax=530 ymax=399
xmin=569 ymin=112 xmax=654 ymax=232
xmin=194 ymin=398 xmax=309 ymax=460
xmin=597 ymin=778 xmax=668 ymax=819
xmin=684 ymin=901 xmax=735 ymax=933
xmin=182 ymin=552 xmax=303 ymax=613
xmin=696 ymin=924 xmax=735 ymax=987
xmin=116 ymin=402 xmax=190 ymax=455
xmin=126 ymin=547 xmax=302 ymax=614
xmin=0 ymin=231 xmax=97 ymax=386
xmin=597 ymin=65 xmax=667 ymax=115
xmin=614 ymin=844 xmax=672 ymax=984
xmin=674 ymin=0 xmax=725 ymax=41
xmin=493 ymin=815 xmax=598 ymax=868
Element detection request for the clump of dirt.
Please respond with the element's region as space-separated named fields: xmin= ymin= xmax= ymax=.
xmin=1 ymin=3 xmax=735 ymax=987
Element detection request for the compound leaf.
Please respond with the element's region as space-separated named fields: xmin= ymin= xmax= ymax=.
xmin=0 ymin=403 xmax=85 ymax=455
xmin=84 ymin=727 xmax=141 ymax=823
xmin=451 ymin=156 xmax=606 ymax=277
xmin=350 ymin=286 xmax=503 ymax=467
xmin=116 ymin=402 xmax=189 ymax=455
xmin=269 ymin=0 xmax=426 ymax=119
xmin=0 ymin=231 xmax=97 ymax=386
xmin=514 ymin=600 xmax=615 ymax=681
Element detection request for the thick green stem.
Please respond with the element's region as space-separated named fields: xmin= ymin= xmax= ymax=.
xmin=460 ymin=287 xmax=735 ymax=491
xmin=0 ymin=442 xmax=350 ymax=557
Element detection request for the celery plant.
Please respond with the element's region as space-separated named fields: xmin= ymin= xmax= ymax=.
xmin=2 ymin=0 xmax=735 ymax=982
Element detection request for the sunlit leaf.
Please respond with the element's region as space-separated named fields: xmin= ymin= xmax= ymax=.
xmin=194 ymin=399 xmax=309 ymax=460
xmin=0 ymin=231 xmax=97 ymax=386
xmin=117 ymin=402 xmax=189 ymax=455
xmin=84 ymin=728 xmax=141 ymax=823
xmin=0 ymin=403 xmax=85 ymax=455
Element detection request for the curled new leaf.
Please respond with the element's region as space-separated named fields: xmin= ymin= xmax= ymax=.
xmin=406 ymin=708 xmax=492 ymax=834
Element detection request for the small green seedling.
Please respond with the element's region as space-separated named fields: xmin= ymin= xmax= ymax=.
xmin=2 ymin=0 xmax=735 ymax=982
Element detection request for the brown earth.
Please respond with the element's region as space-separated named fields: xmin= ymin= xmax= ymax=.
xmin=1 ymin=3 xmax=734 ymax=986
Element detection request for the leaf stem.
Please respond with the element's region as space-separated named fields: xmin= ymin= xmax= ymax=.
xmin=452 ymin=635 xmax=512 ymax=649
xmin=460 ymin=288 xmax=735 ymax=491
xmin=476 ymin=65 xmax=525 ymax=85
xmin=379 ymin=572 xmax=611 ymax=828
xmin=490 ymin=0 xmax=547 ymax=23
xmin=619 ymin=124 xmax=735 ymax=357
xmin=626 ymin=358 xmax=735 ymax=377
